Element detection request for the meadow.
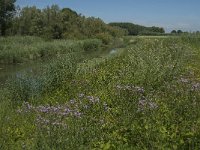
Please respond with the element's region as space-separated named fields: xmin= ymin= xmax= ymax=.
xmin=0 ymin=35 xmax=200 ymax=149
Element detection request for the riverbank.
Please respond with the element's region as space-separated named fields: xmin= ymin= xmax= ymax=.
xmin=0 ymin=36 xmax=200 ymax=149
xmin=0 ymin=36 xmax=125 ymax=86
xmin=0 ymin=36 xmax=102 ymax=64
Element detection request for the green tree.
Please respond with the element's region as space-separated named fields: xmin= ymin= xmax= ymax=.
xmin=96 ymin=32 xmax=112 ymax=45
xmin=171 ymin=30 xmax=177 ymax=34
xmin=109 ymin=22 xmax=165 ymax=36
xmin=0 ymin=0 xmax=16 ymax=36
xmin=8 ymin=5 xmax=126 ymax=40
xmin=177 ymin=30 xmax=183 ymax=34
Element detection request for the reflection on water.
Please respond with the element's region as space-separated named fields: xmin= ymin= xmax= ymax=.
xmin=0 ymin=60 xmax=46 ymax=86
xmin=109 ymin=49 xmax=117 ymax=54
xmin=0 ymin=49 xmax=117 ymax=87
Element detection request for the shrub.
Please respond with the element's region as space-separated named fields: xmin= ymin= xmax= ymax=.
xmin=95 ymin=33 xmax=113 ymax=45
xmin=81 ymin=39 xmax=102 ymax=52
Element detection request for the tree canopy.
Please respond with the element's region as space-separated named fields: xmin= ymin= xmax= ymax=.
xmin=171 ymin=30 xmax=184 ymax=34
xmin=109 ymin=22 xmax=165 ymax=36
xmin=4 ymin=5 xmax=126 ymax=40
xmin=1 ymin=4 xmax=168 ymax=39
xmin=0 ymin=0 xmax=16 ymax=35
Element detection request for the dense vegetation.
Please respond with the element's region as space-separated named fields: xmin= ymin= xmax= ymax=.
xmin=1 ymin=0 xmax=200 ymax=149
xmin=0 ymin=0 xmax=16 ymax=35
xmin=0 ymin=36 xmax=104 ymax=64
xmin=1 ymin=4 xmax=126 ymax=41
xmin=109 ymin=22 xmax=165 ymax=36
xmin=0 ymin=35 xmax=200 ymax=149
xmin=0 ymin=36 xmax=125 ymax=64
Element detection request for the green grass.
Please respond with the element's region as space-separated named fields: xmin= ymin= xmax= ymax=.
xmin=0 ymin=36 xmax=200 ymax=149
xmin=0 ymin=36 xmax=102 ymax=64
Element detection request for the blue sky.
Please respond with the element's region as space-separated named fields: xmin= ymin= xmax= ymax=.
xmin=16 ymin=0 xmax=200 ymax=32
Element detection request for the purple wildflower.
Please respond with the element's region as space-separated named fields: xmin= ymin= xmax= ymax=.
xmin=87 ymin=96 xmax=100 ymax=103
xmin=116 ymin=85 xmax=122 ymax=89
xmin=149 ymin=101 xmax=158 ymax=109
xmin=17 ymin=109 xmax=23 ymax=113
xmin=79 ymin=93 xmax=85 ymax=98
xmin=134 ymin=86 xmax=145 ymax=93
xmin=36 ymin=116 xmax=50 ymax=125
xmin=180 ymin=78 xmax=189 ymax=83
xmin=74 ymin=111 xmax=82 ymax=118
xmin=70 ymin=99 xmax=76 ymax=104
xmin=191 ymin=82 xmax=200 ymax=91
xmin=116 ymin=84 xmax=145 ymax=94
xmin=103 ymin=102 xmax=110 ymax=111
xmin=83 ymin=105 xmax=89 ymax=109
xmin=37 ymin=106 xmax=49 ymax=113
xmin=138 ymin=97 xmax=158 ymax=112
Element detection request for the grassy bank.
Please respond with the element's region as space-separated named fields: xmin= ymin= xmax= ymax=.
xmin=0 ymin=36 xmax=102 ymax=64
xmin=0 ymin=36 xmax=200 ymax=149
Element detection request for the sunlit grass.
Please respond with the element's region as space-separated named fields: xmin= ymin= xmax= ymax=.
xmin=0 ymin=36 xmax=200 ymax=149
xmin=0 ymin=36 xmax=102 ymax=64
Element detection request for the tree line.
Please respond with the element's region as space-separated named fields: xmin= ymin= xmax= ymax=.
xmin=0 ymin=0 xmax=16 ymax=36
xmin=109 ymin=22 xmax=165 ymax=36
xmin=1 ymin=0 xmax=174 ymax=40
xmin=0 ymin=0 xmax=126 ymax=42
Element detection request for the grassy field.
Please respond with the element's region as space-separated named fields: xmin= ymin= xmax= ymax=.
xmin=0 ymin=36 xmax=200 ymax=149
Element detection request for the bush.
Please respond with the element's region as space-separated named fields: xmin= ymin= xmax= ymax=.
xmin=95 ymin=33 xmax=113 ymax=45
xmin=81 ymin=39 xmax=102 ymax=52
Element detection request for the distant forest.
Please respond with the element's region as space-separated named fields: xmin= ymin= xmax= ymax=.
xmin=1 ymin=1 xmax=166 ymax=41
xmin=109 ymin=22 xmax=165 ymax=36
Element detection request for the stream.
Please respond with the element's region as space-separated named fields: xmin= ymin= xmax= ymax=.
xmin=0 ymin=59 xmax=47 ymax=86
xmin=0 ymin=49 xmax=117 ymax=87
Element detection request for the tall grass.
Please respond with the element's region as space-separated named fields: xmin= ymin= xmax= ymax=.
xmin=0 ymin=36 xmax=200 ymax=149
xmin=0 ymin=36 xmax=102 ymax=64
xmin=4 ymin=41 xmax=103 ymax=103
